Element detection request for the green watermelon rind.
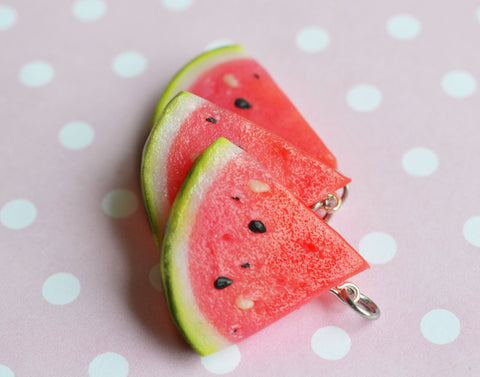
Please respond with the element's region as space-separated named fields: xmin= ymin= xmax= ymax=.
xmin=142 ymin=92 xmax=202 ymax=247
xmin=142 ymin=95 xmax=181 ymax=247
xmin=153 ymin=44 xmax=248 ymax=124
xmin=162 ymin=137 xmax=239 ymax=356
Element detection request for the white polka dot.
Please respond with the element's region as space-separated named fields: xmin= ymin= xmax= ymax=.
xmin=112 ymin=51 xmax=147 ymax=78
xmin=463 ymin=216 xmax=480 ymax=247
xmin=89 ymin=352 xmax=129 ymax=377
xmin=386 ymin=14 xmax=421 ymax=40
xmin=296 ymin=27 xmax=330 ymax=53
xmin=149 ymin=264 xmax=163 ymax=292
xmin=204 ymin=38 xmax=235 ymax=51
xmin=421 ymin=309 xmax=460 ymax=345
xmin=346 ymin=84 xmax=382 ymax=112
xmin=0 ymin=365 xmax=14 ymax=377
xmin=402 ymin=147 xmax=438 ymax=176
xmin=442 ymin=70 xmax=477 ymax=98
xmin=0 ymin=5 xmax=17 ymax=31
xmin=201 ymin=345 xmax=241 ymax=374
xmin=42 ymin=273 xmax=81 ymax=305
xmin=162 ymin=0 xmax=194 ymax=11
xmin=359 ymin=232 xmax=397 ymax=264
xmin=311 ymin=326 xmax=351 ymax=360
xmin=73 ymin=0 xmax=107 ymax=22
xmin=59 ymin=121 xmax=95 ymax=150
xmin=1 ymin=199 xmax=37 ymax=230
xmin=19 ymin=61 xmax=54 ymax=87
xmin=102 ymin=189 xmax=138 ymax=218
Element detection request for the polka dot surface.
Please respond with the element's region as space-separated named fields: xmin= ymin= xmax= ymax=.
xmin=42 ymin=273 xmax=81 ymax=305
xmin=1 ymin=199 xmax=37 ymax=230
xmin=386 ymin=14 xmax=421 ymax=40
xmin=59 ymin=121 xmax=95 ymax=150
xmin=311 ymin=326 xmax=351 ymax=360
xmin=402 ymin=147 xmax=438 ymax=176
xmin=162 ymin=0 xmax=194 ymax=11
xmin=463 ymin=216 xmax=480 ymax=247
xmin=0 ymin=365 xmax=14 ymax=377
xmin=89 ymin=353 xmax=129 ymax=377
xmin=346 ymin=84 xmax=382 ymax=112
xmin=421 ymin=309 xmax=460 ymax=345
xmin=73 ymin=0 xmax=107 ymax=22
xmin=0 ymin=4 xmax=17 ymax=31
xmin=201 ymin=345 xmax=241 ymax=374
xmin=19 ymin=61 xmax=54 ymax=87
xmin=295 ymin=27 xmax=330 ymax=53
xmin=442 ymin=70 xmax=477 ymax=98
xmin=113 ymin=52 xmax=147 ymax=78
xmin=2 ymin=1 xmax=480 ymax=375
xmin=102 ymin=189 xmax=138 ymax=218
xmin=359 ymin=232 xmax=397 ymax=264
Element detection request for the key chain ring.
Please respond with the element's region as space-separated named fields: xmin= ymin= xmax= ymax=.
xmin=329 ymin=282 xmax=380 ymax=320
xmin=313 ymin=184 xmax=350 ymax=222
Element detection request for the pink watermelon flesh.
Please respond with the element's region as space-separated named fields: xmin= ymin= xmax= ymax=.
xmin=155 ymin=45 xmax=337 ymax=168
xmin=142 ymin=92 xmax=350 ymax=246
xmin=162 ymin=137 xmax=368 ymax=355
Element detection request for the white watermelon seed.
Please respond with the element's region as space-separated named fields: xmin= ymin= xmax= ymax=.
xmin=249 ymin=179 xmax=270 ymax=193
xmin=235 ymin=296 xmax=254 ymax=310
xmin=223 ymin=74 xmax=239 ymax=88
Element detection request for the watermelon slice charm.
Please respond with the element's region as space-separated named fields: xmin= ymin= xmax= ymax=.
xmin=153 ymin=44 xmax=337 ymax=168
xmin=142 ymin=91 xmax=350 ymax=247
xmin=161 ymin=137 xmax=379 ymax=356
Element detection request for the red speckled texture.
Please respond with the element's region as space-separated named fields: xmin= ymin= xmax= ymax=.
xmin=3 ymin=0 xmax=480 ymax=375
xmin=166 ymin=94 xmax=349 ymax=209
xmin=188 ymin=58 xmax=337 ymax=168
xmin=188 ymin=144 xmax=368 ymax=344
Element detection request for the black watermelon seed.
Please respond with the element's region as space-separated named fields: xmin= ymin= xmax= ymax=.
xmin=248 ymin=220 xmax=266 ymax=233
xmin=231 ymin=196 xmax=240 ymax=201
xmin=233 ymin=328 xmax=238 ymax=333
xmin=254 ymin=73 xmax=260 ymax=79
xmin=234 ymin=98 xmax=252 ymax=109
xmin=241 ymin=263 xmax=250 ymax=268
xmin=206 ymin=117 xmax=217 ymax=123
xmin=214 ymin=276 xmax=233 ymax=289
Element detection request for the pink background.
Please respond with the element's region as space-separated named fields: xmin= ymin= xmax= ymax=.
xmin=1 ymin=0 xmax=480 ymax=376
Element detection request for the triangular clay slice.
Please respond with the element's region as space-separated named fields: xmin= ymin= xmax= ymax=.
xmin=142 ymin=92 xmax=350 ymax=246
xmin=162 ymin=137 xmax=368 ymax=355
xmin=153 ymin=45 xmax=337 ymax=167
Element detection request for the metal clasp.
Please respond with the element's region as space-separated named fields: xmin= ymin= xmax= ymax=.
xmin=329 ymin=282 xmax=380 ymax=320
xmin=313 ymin=184 xmax=349 ymax=222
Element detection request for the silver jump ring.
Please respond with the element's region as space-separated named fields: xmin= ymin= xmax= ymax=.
xmin=329 ymin=282 xmax=380 ymax=320
xmin=313 ymin=184 xmax=350 ymax=222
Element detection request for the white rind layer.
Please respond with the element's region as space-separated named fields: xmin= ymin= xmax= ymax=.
xmin=141 ymin=93 xmax=204 ymax=246
xmin=162 ymin=138 xmax=243 ymax=355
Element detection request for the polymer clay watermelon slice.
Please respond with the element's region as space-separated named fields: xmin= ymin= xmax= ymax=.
xmin=153 ymin=45 xmax=337 ymax=167
xmin=162 ymin=137 xmax=368 ymax=355
xmin=142 ymin=92 xmax=350 ymax=246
